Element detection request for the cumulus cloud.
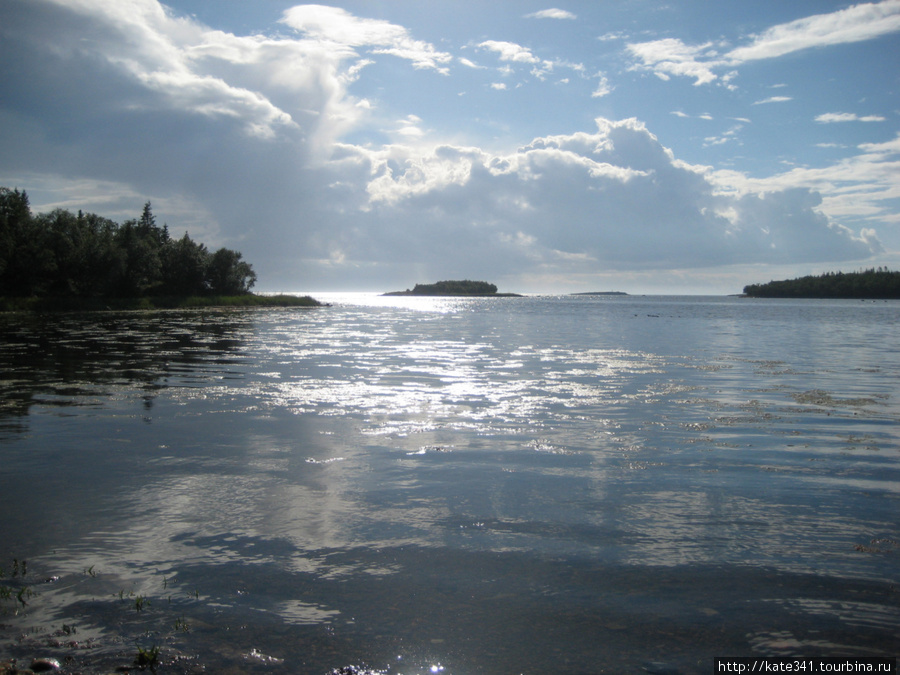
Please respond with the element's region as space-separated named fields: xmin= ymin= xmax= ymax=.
xmin=322 ymin=118 xmax=881 ymax=279
xmin=10 ymin=0 xmax=300 ymax=140
xmin=709 ymin=132 xmax=900 ymax=229
xmin=525 ymin=9 xmax=577 ymax=20
xmin=0 ymin=0 xmax=884 ymax=291
xmin=0 ymin=0 xmax=402 ymax=264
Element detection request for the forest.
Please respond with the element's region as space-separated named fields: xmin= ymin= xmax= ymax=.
xmin=0 ymin=187 xmax=256 ymax=300
xmin=385 ymin=280 xmax=510 ymax=296
xmin=410 ymin=280 xmax=499 ymax=295
xmin=743 ymin=268 xmax=900 ymax=299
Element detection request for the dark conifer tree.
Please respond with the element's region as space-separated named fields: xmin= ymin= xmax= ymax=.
xmin=0 ymin=187 xmax=259 ymax=300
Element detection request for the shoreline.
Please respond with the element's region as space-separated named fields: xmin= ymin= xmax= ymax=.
xmin=0 ymin=294 xmax=324 ymax=313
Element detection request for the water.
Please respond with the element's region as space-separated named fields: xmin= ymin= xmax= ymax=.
xmin=1 ymin=295 xmax=898 ymax=673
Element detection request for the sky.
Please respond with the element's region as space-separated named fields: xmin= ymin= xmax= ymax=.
xmin=1 ymin=0 xmax=899 ymax=294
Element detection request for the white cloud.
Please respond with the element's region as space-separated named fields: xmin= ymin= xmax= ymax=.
xmin=478 ymin=40 xmax=541 ymax=64
xmin=815 ymin=112 xmax=887 ymax=123
xmin=280 ymin=4 xmax=453 ymax=73
xmin=525 ymin=9 xmax=577 ymax=20
xmin=0 ymin=0 xmax=887 ymax=292
xmin=709 ymin=132 xmax=900 ymax=230
xmin=753 ymin=96 xmax=793 ymax=105
xmin=330 ymin=118 xmax=880 ymax=276
xmin=591 ymin=75 xmax=613 ymax=98
xmin=726 ymin=0 xmax=900 ymax=62
xmin=703 ymin=124 xmax=743 ymax=148
xmin=20 ymin=0 xmax=303 ymax=139
xmin=475 ymin=40 xmax=588 ymax=84
xmin=626 ymin=38 xmax=719 ymax=85
xmin=395 ymin=114 xmax=425 ymax=138
xmin=458 ymin=57 xmax=485 ymax=69
xmin=627 ymin=1 xmax=900 ymax=86
xmin=477 ymin=40 xmax=571 ymax=82
xmin=136 ymin=69 xmax=296 ymax=139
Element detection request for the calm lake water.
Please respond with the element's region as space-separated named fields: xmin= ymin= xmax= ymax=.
xmin=1 ymin=294 xmax=898 ymax=674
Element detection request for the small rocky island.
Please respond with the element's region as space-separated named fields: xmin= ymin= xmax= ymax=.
xmin=384 ymin=280 xmax=521 ymax=297
xmin=571 ymin=291 xmax=628 ymax=296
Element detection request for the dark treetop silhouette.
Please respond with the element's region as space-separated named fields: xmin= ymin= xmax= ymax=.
xmin=0 ymin=187 xmax=258 ymax=300
xmin=0 ymin=188 xmax=324 ymax=309
xmin=743 ymin=268 xmax=900 ymax=299
xmin=384 ymin=280 xmax=521 ymax=296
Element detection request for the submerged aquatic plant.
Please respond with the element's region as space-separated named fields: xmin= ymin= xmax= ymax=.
xmin=0 ymin=559 xmax=34 ymax=613
xmin=135 ymin=644 xmax=160 ymax=671
xmin=12 ymin=559 xmax=26 ymax=577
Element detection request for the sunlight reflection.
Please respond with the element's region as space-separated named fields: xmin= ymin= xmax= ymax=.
xmin=277 ymin=599 xmax=341 ymax=625
xmin=306 ymin=291 xmax=485 ymax=313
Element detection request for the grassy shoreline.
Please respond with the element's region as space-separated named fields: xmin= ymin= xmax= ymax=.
xmin=0 ymin=293 xmax=324 ymax=312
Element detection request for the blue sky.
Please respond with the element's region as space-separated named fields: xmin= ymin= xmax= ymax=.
xmin=1 ymin=0 xmax=898 ymax=293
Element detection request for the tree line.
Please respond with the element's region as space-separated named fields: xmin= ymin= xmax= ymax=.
xmin=743 ymin=268 xmax=900 ymax=299
xmin=386 ymin=280 xmax=500 ymax=296
xmin=414 ymin=280 xmax=498 ymax=295
xmin=0 ymin=187 xmax=256 ymax=299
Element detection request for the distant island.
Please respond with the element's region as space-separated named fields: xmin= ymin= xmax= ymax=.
xmin=384 ymin=280 xmax=521 ymax=297
xmin=743 ymin=268 xmax=900 ymax=299
xmin=0 ymin=187 xmax=322 ymax=311
xmin=571 ymin=291 xmax=628 ymax=296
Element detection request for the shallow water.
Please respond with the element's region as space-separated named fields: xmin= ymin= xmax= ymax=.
xmin=1 ymin=295 xmax=898 ymax=673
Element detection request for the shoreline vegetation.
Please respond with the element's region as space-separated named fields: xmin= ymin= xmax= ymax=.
xmin=383 ymin=280 xmax=522 ymax=297
xmin=0 ymin=293 xmax=322 ymax=313
xmin=0 ymin=187 xmax=322 ymax=311
xmin=571 ymin=291 xmax=628 ymax=296
xmin=743 ymin=268 xmax=900 ymax=299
